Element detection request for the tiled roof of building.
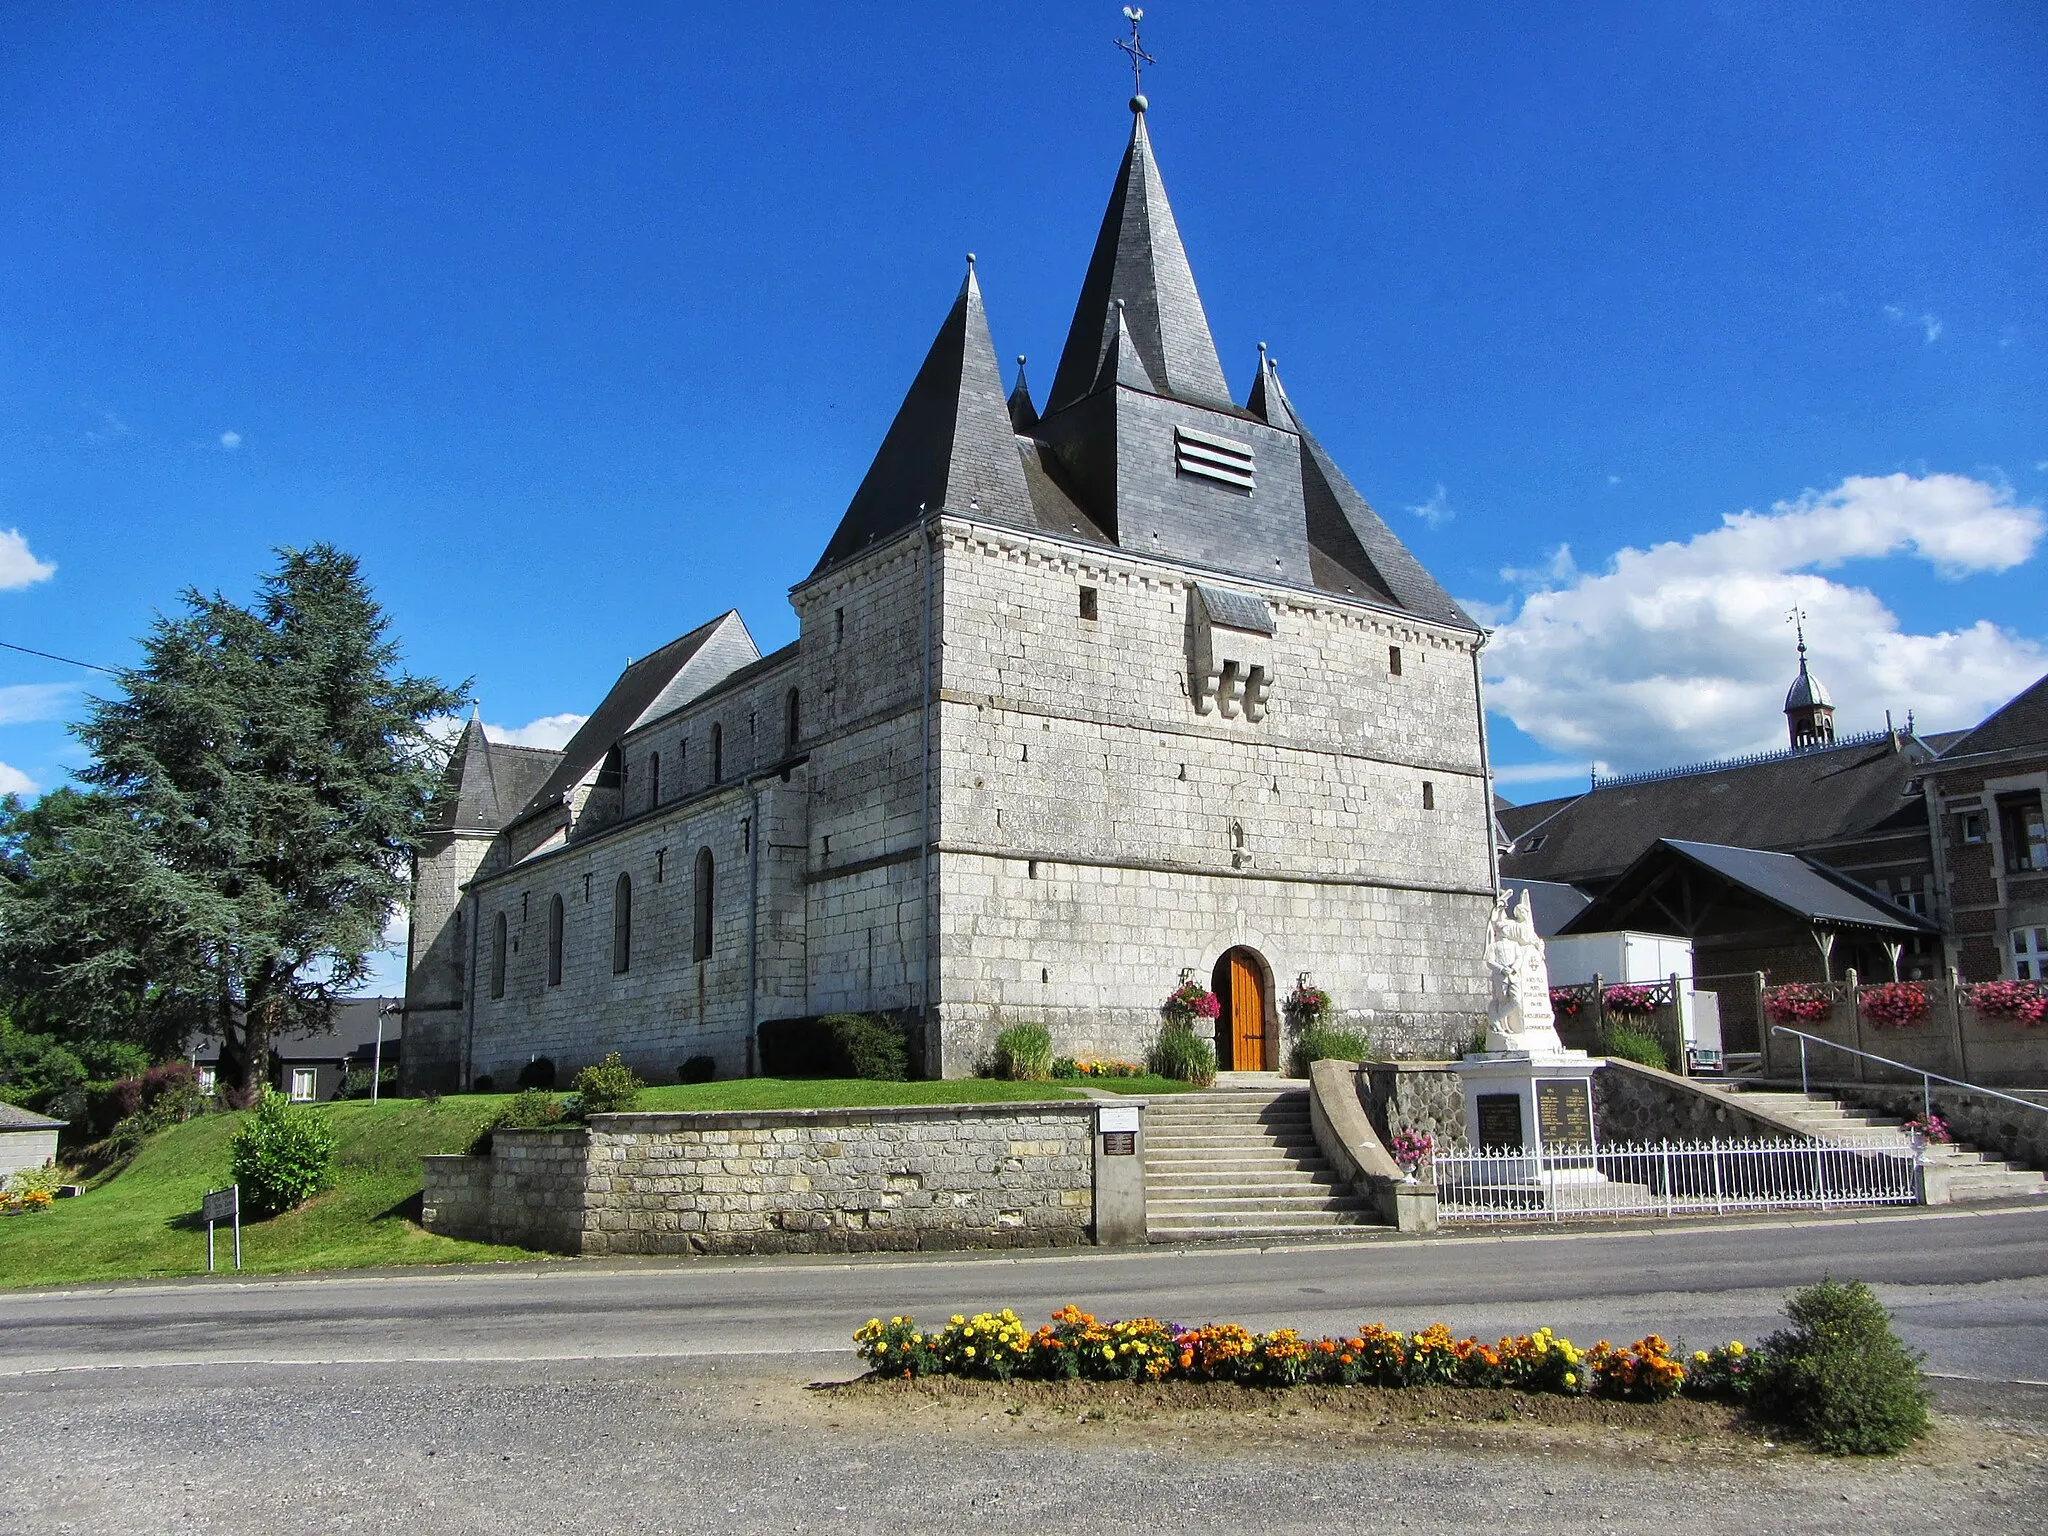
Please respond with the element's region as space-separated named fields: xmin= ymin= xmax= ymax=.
xmin=1933 ymin=671 xmax=2048 ymax=760
xmin=812 ymin=265 xmax=1037 ymax=575
xmin=1046 ymin=109 xmax=1233 ymax=415
xmin=428 ymin=718 xmax=564 ymax=835
xmin=515 ymin=612 xmax=758 ymax=821
xmin=1560 ymin=839 xmax=1935 ymax=938
xmin=0 ymin=1099 xmax=65 ymax=1130
xmin=1499 ymin=732 xmax=1933 ymax=885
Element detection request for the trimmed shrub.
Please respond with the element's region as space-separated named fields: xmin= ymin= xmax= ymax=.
xmin=334 ymin=1064 xmax=398 ymax=1100
xmin=827 ymin=1015 xmax=909 ymax=1081
xmin=467 ymin=1086 xmax=567 ymax=1154
xmin=678 ymin=1055 xmax=717 ymax=1085
xmin=515 ymin=1056 xmax=557 ymax=1090
xmin=1289 ymin=1025 xmax=1374 ymax=1077
xmin=472 ymin=1074 xmax=496 ymax=1093
xmin=569 ymin=1052 xmax=644 ymax=1116
xmin=1598 ymin=1023 xmax=1670 ymax=1072
xmin=1150 ymin=1024 xmax=1216 ymax=1087
xmin=229 ymin=1087 xmax=338 ymax=1216
xmin=993 ymin=1024 xmax=1054 ymax=1081
xmin=1755 ymin=1278 xmax=1929 ymax=1455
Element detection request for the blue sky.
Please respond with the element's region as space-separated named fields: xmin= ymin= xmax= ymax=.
xmin=2 ymin=6 xmax=2044 ymax=885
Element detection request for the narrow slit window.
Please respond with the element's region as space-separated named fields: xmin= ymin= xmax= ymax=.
xmin=1389 ymin=645 xmax=1403 ymax=676
xmin=1079 ymin=585 xmax=1099 ymax=621
xmin=692 ymin=848 xmax=715 ymax=962
xmin=490 ymin=911 xmax=506 ymax=1000
xmin=1421 ymin=780 xmax=1435 ymax=810
xmin=711 ymin=723 xmax=723 ymax=783
xmin=647 ymin=752 xmax=660 ymax=811
xmin=786 ymin=686 xmax=801 ymax=749
xmin=546 ymin=895 xmax=565 ymax=987
xmin=612 ymin=874 xmax=632 ymax=975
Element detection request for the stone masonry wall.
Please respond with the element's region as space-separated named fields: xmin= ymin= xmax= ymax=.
xmin=421 ymin=1102 xmax=1097 ymax=1257
xmin=929 ymin=521 xmax=1493 ymax=1075
xmin=1832 ymin=1084 xmax=2048 ymax=1175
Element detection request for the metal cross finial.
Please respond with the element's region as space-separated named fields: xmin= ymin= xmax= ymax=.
xmin=1786 ymin=606 xmax=1809 ymax=653
xmin=1116 ymin=7 xmax=1155 ymax=100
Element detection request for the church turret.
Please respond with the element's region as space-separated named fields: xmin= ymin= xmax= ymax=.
xmin=1785 ymin=615 xmax=1836 ymax=750
xmin=1006 ymin=355 xmax=1038 ymax=432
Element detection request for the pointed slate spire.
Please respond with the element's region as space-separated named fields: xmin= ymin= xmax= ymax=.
xmin=1006 ymin=354 xmax=1038 ymax=432
xmin=1245 ymin=343 xmax=1299 ymax=434
xmin=1096 ymin=300 xmax=1158 ymax=393
xmin=1045 ymin=108 xmax=1232 ymax=413
xmin=813 ymin=258 xmax=1036 ymax=573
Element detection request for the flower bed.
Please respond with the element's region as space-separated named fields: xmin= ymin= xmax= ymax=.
xmin=1762 ymin=982 xmax=1835 ymax=1026
xmin=1050 ymin=1058 xmax=1145 ymax=1080
xmin=1858 ymin=981 xmax=1930 ymax=1029
xmin=854 ymin=1307 xmax=1755 ymax=1405
xmin=1963 ymin=980 xmax=2048 ymax=1026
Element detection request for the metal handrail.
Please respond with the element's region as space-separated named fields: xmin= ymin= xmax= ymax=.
xmin=1770 ymin=1025 xmax=2048 ymax=1127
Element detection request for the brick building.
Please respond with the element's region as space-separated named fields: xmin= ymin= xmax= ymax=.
xmin=399 ymin=100 xmax=1495 ymax=1092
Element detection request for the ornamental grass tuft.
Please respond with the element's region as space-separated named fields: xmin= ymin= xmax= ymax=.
xmin=991 ymin=1024 xmax=1054 ymax=1082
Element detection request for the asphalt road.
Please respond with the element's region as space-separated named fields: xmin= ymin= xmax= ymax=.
xmin=6 ymin=1207 xmax=2047 ymax=1534
xmin=6 ymin=1202 xmax=2047 ymax=1381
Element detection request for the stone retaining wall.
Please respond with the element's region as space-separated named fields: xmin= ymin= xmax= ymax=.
xmin=423 ymin=1101 xmax=1100 ymax=1257
xmin=1830 ymin=1084 xmax=2048 ymax=1175
xmin=1592 ymin=1059 xmax=1826 ymax=1144
xmin=1359 ymin=1062 xmax=1464 ymax=1145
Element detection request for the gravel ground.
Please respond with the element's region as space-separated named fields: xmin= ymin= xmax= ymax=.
xmin=4 ymin=1356 xmax=2043 ymax=1535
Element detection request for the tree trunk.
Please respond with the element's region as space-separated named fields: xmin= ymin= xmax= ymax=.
xmin=229 ymin=987 xmax=283 ymax=1106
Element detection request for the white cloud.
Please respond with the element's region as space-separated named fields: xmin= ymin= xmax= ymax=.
xmin=0 ymin=683 xmax=74 ymax=725
xmin=0 ymin=761 xmax=37 ymax=796
xmin=1491 ymin=760 xmax=1603 ymax=788
xmin=1408 ymin=483 xmax=1453 ymax=527
xmin=1485 ymin=473 xmax=2047 ymax=770
xmin=1499 ymin=544 xmax=1579 ymax=591
xmin=486 ymin=712 xmax=587 ymax=750
xmin=219 ymin=430 xmax=242 ymax=450
xmin=1883 ymin=304 xmax=1942 ymax=343
xmin=0 ymin=530 xmax=56 ymax=590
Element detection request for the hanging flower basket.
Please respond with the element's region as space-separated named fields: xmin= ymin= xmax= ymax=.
xmin=1601 ymin=984 xmax=1659 ymax=1018
xmin=1163 ymin=971 xmax=1221 ymax=1028
xmin=1549 ymin=987 xmax=1586 ymax=1019
xmin=1284 ymin=974 xmax=1332 ymax=1029
xmin=1762 ymin=983 xmax=1835 ymax=1026
xmin=1963 ymin=980 xmax=2048 ymax=1026
xmin=1859 ymin=981 xmax=1931 ymax=1029
xmin=1388 ymin=1130 xmax=1434 ymax=1180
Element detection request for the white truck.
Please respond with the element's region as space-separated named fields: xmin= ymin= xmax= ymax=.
xmin=1543 ymin=930 xmax=1724 ymax=1072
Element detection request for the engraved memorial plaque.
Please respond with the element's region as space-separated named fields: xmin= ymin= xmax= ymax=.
xmin=1100 ymin=1131 xmax=1137 ymax=1157
xmin=1536 ymin=1078 xmax=1594 ymax=1148
xmin=1475 ymin=1093 xmax=1524 ymax=1150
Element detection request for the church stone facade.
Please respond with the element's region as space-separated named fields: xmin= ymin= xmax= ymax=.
xmin=401 ymin=104 xmax=1496 ymax=1092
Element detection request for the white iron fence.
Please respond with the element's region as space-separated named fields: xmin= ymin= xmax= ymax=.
xmin=1433 ymin=1137 xmax=1923 ymax=1223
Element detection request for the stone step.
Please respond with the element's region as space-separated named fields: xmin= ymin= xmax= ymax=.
xmin=1147 ymin=1152 xmax=1335 ymax=1171
xmin=1146 ymin=1105 xmax=1311 ymax=1121
xmin=1150 ymin=1199 xmax=1378 ymax=1221
xmin=1146 ymin=1132 xmax=1320 ymax=1150
xmin=1147 ymin=1170 xmax=1348 ymax=1192
xmin=1149 ymin=1207 xmax=1376 ymax=1230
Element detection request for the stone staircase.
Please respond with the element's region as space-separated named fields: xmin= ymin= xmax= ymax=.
xmin=1145 ymin=1079 xmax=1379 ymax=1242
xmin=1731 ymin=1089 xmax=2048 ymax=1202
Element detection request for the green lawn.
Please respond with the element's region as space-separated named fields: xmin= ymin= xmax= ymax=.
xmin=0 ymin=1074 xmax=1203 ymax=1290
xmin=0 ymin=1095 xmax=541 ymax=1290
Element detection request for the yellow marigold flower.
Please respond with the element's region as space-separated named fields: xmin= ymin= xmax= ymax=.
xmin=1694 ymin=1350 xmax=1709 ymax=1363
xmin=1729 ymin=1341 xmax=1745 ymax=1355
xmin=1564 ymin=1373 xmax=1577 ymax=1387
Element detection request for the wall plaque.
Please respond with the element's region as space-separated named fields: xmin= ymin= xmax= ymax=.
xmin=1475 ymin=1093 xmax=1524 ymax=1150
xmin=1100 ymin=1131 xmax=1137 ymax=1157
xmin=1536 ymin=1078 xmax=1594 ymax=1148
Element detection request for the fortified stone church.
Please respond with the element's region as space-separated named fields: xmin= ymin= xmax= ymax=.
xmin=401 ymin=96 xmax=1496 ymax=1092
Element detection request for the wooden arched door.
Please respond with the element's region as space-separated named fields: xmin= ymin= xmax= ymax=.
xmin=1211 ymin=948 xmax=1272 ymax=1071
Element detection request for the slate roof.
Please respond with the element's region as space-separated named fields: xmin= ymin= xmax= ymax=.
xmin=1499 ymin=733 xmax=1933 ymax=885
xmin=428 ymin=719 xmax=563 ymax=835
xmin=188 ymin=998 xmax=403 ymax=1062
xmin=812 ymin=264 xmax=1038 ymax=575
xmin=1559 ymin=840 xmax=1935 ymax=938
xmin=1046 ymin=109 xmax=1233 ymax=414
xmin=1196 ymin=582 xmax=1275 ymax=635
xmin=1933 ymin=671 xmax=2048 ymax=760
xmin=515 ymin=612 xmax=758 ymax=820
xmin=0 ymin=1100 xmax=65 ymax=1130
xmin=1501 ymin=878 xmax=1592 ymax=939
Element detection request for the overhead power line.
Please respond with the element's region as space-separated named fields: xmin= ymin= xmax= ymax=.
xmin=0 ymin=639 xmax=119 ymax=674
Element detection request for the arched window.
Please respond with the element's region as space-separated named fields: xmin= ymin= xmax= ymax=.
xmin=692 ymin=847 xmax=714 ymax=962
xmin=786 ymin=686 xmax=800 ymax=749
xmin=648 ymin=752 xmax=661 ymax=811
xmin=612 ymin=873 xmax=632 ymax=974
xmin=711 ymin=723 xmax=723 ymax=783
xmin=547 ymin=894 xmax=564 ymax=987
xmin=486 ymin=910 xmax=501 ymax=1001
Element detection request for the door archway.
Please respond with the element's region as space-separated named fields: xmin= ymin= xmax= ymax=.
xmin=1211 ymin=947 xmax=1274 ymax=1072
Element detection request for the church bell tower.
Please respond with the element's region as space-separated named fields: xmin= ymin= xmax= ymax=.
xmin=1784 ymin=614 xmax=1836 ymax=750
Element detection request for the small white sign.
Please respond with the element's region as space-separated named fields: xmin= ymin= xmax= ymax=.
xmin=1097 ymin=1105 xmax=1141 ymax=1134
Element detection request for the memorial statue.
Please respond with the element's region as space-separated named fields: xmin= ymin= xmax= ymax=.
xmin=1482 ymin=890 xmax=1567 ymax=1054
